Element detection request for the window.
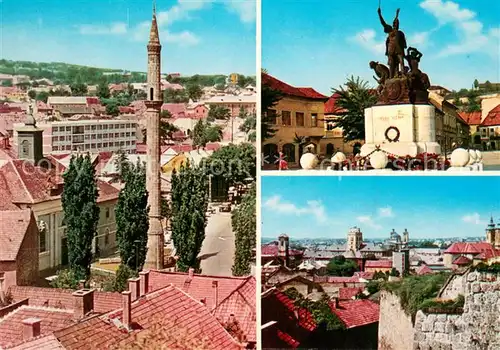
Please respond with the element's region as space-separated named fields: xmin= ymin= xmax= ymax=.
xmin=84 ymin=144 xmax=90 ymax=150
xmin=120 ymin=133 xmax=125 ymax=137
xmin=73 ymin=126 xmax=84 ymax=134
xmin=53 ymin=146 xmax=59 ymax=151
xmin=65 ymin=126 xmax=71 ymax=131
xmin=267 ymin=109 xmax=277 ymax=124
xmin=103 ymin=142 xmax=109 ymax=148
xmin=106 ymin=208 xmax=110 ymax=219
xmin=115 ymin=133 xmax=119 ymax=138
xmin=39 ymin=225 xmax=47 ymax=253
xmin=91 ymin=134 xmax=97 ymax=140
xmin=21 ymin=140 xmax=30 ymax=156
xmin=296 ymin=112 xmax=304 ymax=127
xmin=85 ymin=125 xmax=90 ymax=131
xmin=53 ymin=127 xmax=59 ymax=133
xmin=104 ymin=228 xmax=110 ymax=245
xmin=97 ymin=125 xmax=102 ymax=130
xmin=311 ymin=113 xmax=318 ymax=127
xmin=282 ymin=111 xmax=291 ymax=126
xmin=91 ymin=125 xmax=96 ymax=131
xmin=103 ymin=133 xmax=108 ymax=138
xmin=97 ymin=143 xmax=102 ymax=148
xmin=282 ymin=143 xmax=296 ymax=163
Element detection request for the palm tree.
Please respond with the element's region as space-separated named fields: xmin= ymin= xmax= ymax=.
xmin=293 ymin=133 xmax=310 ymax=160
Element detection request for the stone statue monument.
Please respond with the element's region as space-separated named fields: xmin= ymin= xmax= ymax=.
xmin=360 ymin=5 xmax=440 ymax=159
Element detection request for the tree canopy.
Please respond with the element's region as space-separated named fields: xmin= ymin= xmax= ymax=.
xmin=261 ymin=80 xmax=282 ymax=141
xmin=326 ymin=255 xmax=358 ymax=277
xmin=232 ymin=184 xmax=256 ymax=276
xmin=204 ymin=143 xmax=256 ymax=185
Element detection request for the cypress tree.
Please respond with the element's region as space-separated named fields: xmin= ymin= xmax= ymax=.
xmin=231 ymin=184 xmax=256 ymax=276
xmin=115 ymin=160 xmax=149 ymax=271
xmin=61 ymin=153 xmax=100 ymax=280
xmin=171 ymin=162 xmax=208 ymax=271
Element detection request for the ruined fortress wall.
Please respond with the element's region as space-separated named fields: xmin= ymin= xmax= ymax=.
xmin=378 ymin=291 xmax=414 ymax=350
xmin=413 ymin=271 xmax=500 ymax=350
xmin=379 ymin=271 xmax=500 ymax=350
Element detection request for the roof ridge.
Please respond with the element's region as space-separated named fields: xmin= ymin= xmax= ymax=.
xmin=213 ymin=277 xmax=255 ymax=312
xmin=8 ymin=161 xmax=35 ymax=204
xmin=150 ymin=269 xmax=250 ymax=280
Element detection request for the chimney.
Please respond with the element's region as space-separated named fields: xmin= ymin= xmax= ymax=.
xmin=128 ymin=278 xmax=140 ymax=301
xmin=78 ymin=280 xmax=86 ymax=289
xmin=72 ymin=289 xmax=94 ymax=319
xmin=22 ymin=318 xmax=41 ymax=340
xmin=332 ymin=297 xmax=339 ymax=309
xmin=139 ymin=271 xmax=149 ymax=296
xmin=212 ymin=281 xmax=219 ymax=309
xmin=200 ymin=298 xmax=206 ymax=306
xmin=122 ymin=291 xmax=132 ymax=330
xmin=188 ymin=268 xmax=194 ymax=279
xmin=228 ymin=313 xmax=236 ymax=324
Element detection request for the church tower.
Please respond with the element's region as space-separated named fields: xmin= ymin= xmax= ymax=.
xmin=144 ymin=2 xmax=164 ymax=270
xmin=16 ymin=105 xmax=43 ymax=164
xmin=347 ymin=227 xmax=363 ymax=252
xmin=486 ymin=216 xmax=496 ymax=246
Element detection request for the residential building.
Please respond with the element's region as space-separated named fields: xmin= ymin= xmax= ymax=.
xmin=477 ymin=104 xmax=500 ymax=150
xmin=262 ymin=73 xmax=329 ymax=168
xmin=429 ymin=92 xmax=470 ymax=152
xmin=205 ymin=94 xmax=256 ymax=117
xmin=14 ymin=119 xmax=138 ymax=154
xmin=46 ymin=96 xmax=102 ymax=118
xmin=459 ymin=111 xmax=482 ymax=146
xmin=0 ymin=87 xmax=28 ymax=102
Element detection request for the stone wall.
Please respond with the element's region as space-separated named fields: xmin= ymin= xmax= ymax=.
xmin=379 ymin=271 xmax=500 ymax=350
xmin=378 ymin=291 xmax=414 ymax=350
xmin=413 ymin=271 xmax=500 ymax=350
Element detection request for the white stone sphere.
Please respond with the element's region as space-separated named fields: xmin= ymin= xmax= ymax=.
xmin=450 ymin=148 xmax=470 ymax=167
xmin=300 ymin=153 xmax=319 ymax=169
xmin=468 ymin=149 xmax=477 ymax=165
xmin=331 ymin=152 xmax=346 ymax=164
xmin=370 ymin=152 xmax=388 ymax=169
xmin=475 ymin=150 xmax=482 ymax=162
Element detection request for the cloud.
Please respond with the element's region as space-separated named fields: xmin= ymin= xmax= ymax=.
xmin=350 ymin=29 xmax=385 ymax=55
xmin=462 ymin=213 xmax=486 ymax=225
xmin=264 ymin=195 xmax=327 ymax=224
xmin=78 ymin=22 xmax=128 ymax=35
xmin=356 ymin=215 xmax=382 ymax=230
xmin=161 ymin=30 xmax=200 ymax=46
xmin=419 ymin=0 xmax=497 ymax=57
xmin=378 ymin=206 xmax=394 ymax=218
xmin=225 ymin=0 xmax=256 ymax=23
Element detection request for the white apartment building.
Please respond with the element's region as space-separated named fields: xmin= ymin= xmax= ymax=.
xmin=14 ymin=119 xmax=138 ymax=154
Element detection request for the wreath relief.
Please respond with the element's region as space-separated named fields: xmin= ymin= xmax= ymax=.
xmin=385 ymin=126 xmax=400 ymax=143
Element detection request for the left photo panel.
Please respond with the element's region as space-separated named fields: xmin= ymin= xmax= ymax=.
xmin=0 ymin=0 xmax=257 ymax=349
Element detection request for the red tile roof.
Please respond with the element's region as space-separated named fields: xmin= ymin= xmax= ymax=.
xmin=262 ymin=73 xmax=328 ymax=100
xmin=7 ymin=333 xmax=64 ymax=350
xmin=0 ymin=209 xmax=35 ymax=261
xmin=148 ymin=270 xmax=251 ymax=311
xmin=261 ymin=243 xmax=304 ymax=257
xmin=8 ymin=286 xmax=122 ymax=314
xmin=53 ymin=286 xmax=242 ymax=350
xmin=161 ymin=103 xmax=187 ymax=117
xmin=213 ymin=277 xmax=256 ymax=342
xmin=118 ymin=106 xmax=134 ymax=114
xmin=444 ymin=242 xmax=498 ymax=255
xmin=365 ymin=260 xmax=393 ymax=269
xmin=324 ymin=93 xmax=347 ymax=114
xmin=452 ymin=256 xmax=472 ymax=265
xmin=313 ymin=276 xmax=362 ymax=284
xmin=415 ymin=264 xmax=433 ymax=275
xmin=458 ymin=111 xmax=482 ymax=125
xmin=330 ymin=299 xmax=380 ymax=329
xmin=353 ymin=271 xmax=375 ymax=280
xmin=338 ymin=287 xmax=364 ymax=300
xmin=273 ymin=290 xmax=316 ymax=331
xmin=276 ymin=329 xmax=300 ymax=348
xmin=481 ymin=104 xmax=500 ymax=126
xmin=0 ymin=306 xmax=75 ymax=348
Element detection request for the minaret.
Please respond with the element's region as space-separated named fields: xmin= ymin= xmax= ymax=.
xmin=144 ymin=3 xmax=164 ymax=270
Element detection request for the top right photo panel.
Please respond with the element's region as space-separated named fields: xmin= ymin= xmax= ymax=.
xmin=261 ymin=0 xmax=500 ymax=171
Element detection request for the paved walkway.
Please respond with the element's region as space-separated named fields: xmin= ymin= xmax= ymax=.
xmin=198 ymin=210 xmax=235 ymax=276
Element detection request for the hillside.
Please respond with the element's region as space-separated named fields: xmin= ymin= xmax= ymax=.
xmin=0 ymin=59 xmax=256 ymax=87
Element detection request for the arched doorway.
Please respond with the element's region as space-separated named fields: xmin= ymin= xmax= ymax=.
xmin=491 ymin=142 xmax=497 ymax=150
xmin=326 ymin=143 xmax=334 ymax=157
xmin=473 ymin=135 xmax=481 ymax=145
xmin=282 ymin=143 xmax=296 ymax=163
xmin=263 ymin=143 xmax=278 ymax=166
xmin=483 ymin=142 xmax=488 ymax=150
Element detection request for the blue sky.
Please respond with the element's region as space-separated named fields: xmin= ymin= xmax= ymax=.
xmin=0 ymin=0 xmax=256 ymax=75
xmin=263 ymin=0 xmax=500 ymax=94
xmin=262 ymin=176 xmax=500 ymax=240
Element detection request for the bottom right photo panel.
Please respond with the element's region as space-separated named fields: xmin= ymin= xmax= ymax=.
xmin=260 ymin=175 xmax=500 ymax=350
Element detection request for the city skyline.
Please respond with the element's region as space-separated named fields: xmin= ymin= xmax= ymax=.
xmin=1 ymin=0 xmax=256 ymax=76
xmin=262 ymin=176 xmax=500 ymax=240
xmin=263 ymin=0 xmax=500 ymax=94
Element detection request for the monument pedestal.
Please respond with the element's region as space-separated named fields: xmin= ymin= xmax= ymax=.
xmin=361 ymin=104 xmax=441 ymax=157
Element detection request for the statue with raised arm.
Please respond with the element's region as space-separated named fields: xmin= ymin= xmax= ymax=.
xmin=378 ymin=7 xmax=407 ymax=78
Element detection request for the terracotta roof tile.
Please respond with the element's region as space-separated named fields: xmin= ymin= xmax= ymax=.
xmin=276 ymin=329 xmax=300 ymax=348
xmin=452 ymin=256 xmax=472 ymax=265
xmin=213 ymin=277 xmax=256 ymax=342
xmin=6 ymin=333 xmax=64 ymax=350
xmin=261 ymin=243 xmax=303 ymax=257
xmin=0 ymin=209 xmax=34 ymax=261
xmin=273 ymin=290 xmax=316 ymax=331
xmin=481 ymin=104 xmax=500 ymax=126
xmin=444 ymin=242 xmax=499 ymax=256
xmin=148 ymin=270 xmax=249 ymax=311
xmin=330 ymin=299 xmax=379 ymax=329
xmin=262 ymin=73 xmax=328 ymax=100
xmin=458 ymin=111 xmax=482 ymax=125
xmin=0 ymin=306 xmax=75 ymax=348
xmin=8 ymin=286 xmax=122 ymax=314
xmin=415 ymin=264 xmax=433 ymax=275
xmin=338 ymin=287 xmax=364 ymax=300
xmin=324 ymin=93 xmax=347 ymax=114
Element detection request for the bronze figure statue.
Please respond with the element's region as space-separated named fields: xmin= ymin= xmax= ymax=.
xmin=378 ymin=7 xmax=407 ymax=78
xmin=405 ymin=47 xmax=423 ymax=74
xmin=369 ymin=61 xmax=390 ymax=95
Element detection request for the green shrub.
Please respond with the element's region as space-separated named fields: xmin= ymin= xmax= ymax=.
xmin=50 ymin=270 xmax=80 ymax=289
